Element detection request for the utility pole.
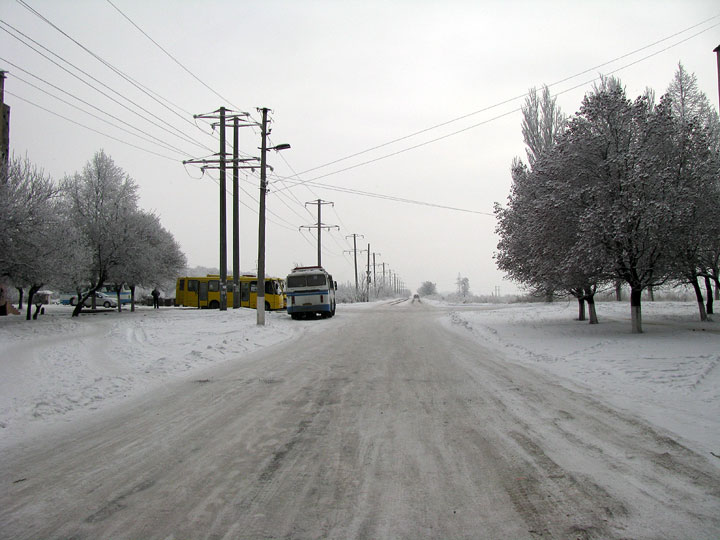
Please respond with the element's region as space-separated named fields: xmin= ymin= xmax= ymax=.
xmin=218 ymin=107 xmax=227 ymax=310
xmin=372 ymin=253 xmax=381 ymax=299
xmin=183 ymin=108 xmax=259 ymax=311
xmin=232 ymin=116 xmax=240 ymax=308
xmin=1 ymin=71 xmax=9 ymax=166
xmin=254 ymin=108 xmax=291 ymax=326
xmin=344 ymin=234 xmax=364 ymax=301
xmin=300 ymin=199 xmax=338 ymax=267
xmin=257 ymin=107 xmax=269 ymax=326
xmin=366 ymin=244 xmax=371 ymax=302
xmin=714 ymin=45 xmax=720 ymax=115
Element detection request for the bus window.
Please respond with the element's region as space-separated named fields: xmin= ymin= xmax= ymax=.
xmin=287 ymin=275 xmax=305 ymax=288
xmin=241 ymin=282 xmax=250 ymax=302
xmin=209 ymin=280 xmax=219 ymax=292
xmin=188 ymin=280 xmax=199 ymax=292
xmin=179 ymin=279 xmax=185 ymax=291
xmin=306 ymin=274 xmax=327 ymax=287
xmin=250 ymin=281 xmax=257 ymax=293
xmin=265 ymin=281 xmax=275 ymax=294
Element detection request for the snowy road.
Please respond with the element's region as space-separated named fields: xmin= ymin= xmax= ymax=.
xmin=1 ymin=301 xmax=719 ymax=539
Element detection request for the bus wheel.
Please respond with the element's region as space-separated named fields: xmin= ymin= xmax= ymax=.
xmin=209 ymin=300 xmax=220 ymax=309
xmin=291 ymin=313 xmax=301 ymax=320
xmin=69 ymin=297 xmax=77 ymax=306
xmin=265 ymin=301 xmax=271 ymax=311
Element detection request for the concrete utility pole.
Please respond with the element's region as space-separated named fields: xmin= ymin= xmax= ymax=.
xmin=232 ymin=116 xmax=240 ymax=309
xmin=714 ymin=45 xmax=720 ymax=114
xmin=344 ymin=234 xmax=364 ymax=300
xmin=300 ymin=199 xmax=338 ymax=267
xmin=1 ymin=71 xmax=9 ymax=165
xmin=372 ymin=252 xmax=381 ymax=299
xmin=183 ymin=108 xmax=259 ymax=310
xmin=218 ymin=107 xmax=227 ymax=310
xmin=366 ymin=244 xmax=371 ymax=302
xmin=257 ymin=107 xmax=269 ymax=326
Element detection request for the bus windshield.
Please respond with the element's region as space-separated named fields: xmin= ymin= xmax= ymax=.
xmin=287 ymin=274 xmax=326 ymax=288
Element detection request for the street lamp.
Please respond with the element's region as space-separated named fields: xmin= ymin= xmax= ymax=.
xmin=257 ymin=107 xmax=291 ymax=326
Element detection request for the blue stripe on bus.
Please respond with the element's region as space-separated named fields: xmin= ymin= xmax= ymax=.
xmin=287 ymin=290 xmax=330 ymax=297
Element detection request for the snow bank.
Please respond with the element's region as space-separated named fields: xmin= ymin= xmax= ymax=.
xmin=442 ymin=300 xmax=720 ymax=461
xmin=0 ymin=305 xmax=306 ymax=449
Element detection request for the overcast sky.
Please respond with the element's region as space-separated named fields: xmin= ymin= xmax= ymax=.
xmin=2 ymin=1 xmax=719 ymax=295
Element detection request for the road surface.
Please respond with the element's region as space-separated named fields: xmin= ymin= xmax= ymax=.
xmin=2 ymin=300 xmax=719 ymax=539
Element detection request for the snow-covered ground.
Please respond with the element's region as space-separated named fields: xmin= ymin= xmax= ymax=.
xmin=0 ymin=305 xmax=311 ymax=450
xmin=1 ymin=299 xmax=718 ymax=466
xmin=441 ymin=299 xmax=720 ymax=462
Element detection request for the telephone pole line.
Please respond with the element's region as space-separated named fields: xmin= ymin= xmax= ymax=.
xmin=183 ymin=108 xmax=258 ymax=311
xmin=255 ymin=107 xmax=291 ymax=326
xmin=366 ymin=244 xmax=371 ymax=302
xmin=344 ymin=233 xmax=364 ymax=300
xmin=300 ymin=199 xmax=338 ymax=267
xmin=1 ymin=71 xmax=10 ymax=166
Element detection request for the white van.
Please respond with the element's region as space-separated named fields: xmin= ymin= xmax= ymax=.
xmin=286 ymin=266 xmax=336 ymax=319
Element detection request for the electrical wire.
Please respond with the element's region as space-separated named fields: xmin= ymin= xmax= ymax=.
xmin=104 ymin=0 xmax=243 ymax=113
xmin=272 ymin=14 xmax=720 ymax=187
xmin=13 ymin=1 xmax=217 ymax=151
xmin=6 ymin=70 xmax=192 ymax=157
xmin=6 ymin=90 xmax=179 ymax=161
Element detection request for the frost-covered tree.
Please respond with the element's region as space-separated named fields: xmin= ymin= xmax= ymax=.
xmin=666 ymin=62 xmax=720 ymax=146
xmin=418 ymin=281 xmax=436 ymax=296
xmin=665 ymin=63 xmax=720 ymax=312
xmin=0 ymin=156 xmax=89 ymax=320
xmin=62 ymin=150 xmax=140 ymax=317
xmin=521 ymin=85 xmax=566 ymax=168
xmin=497 ymin=74 xmax=719 ymax=332
xmin=456 ymin=274 xmax=470 ymax=298
xmin=107 ymin=210 xmax=186 ymax=311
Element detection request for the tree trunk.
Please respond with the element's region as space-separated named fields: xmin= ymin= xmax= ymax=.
xmin=715 ymin=277 xmax=719 ymax=301
xmin=72 ymin=287 xmax=86 ymax=317
xmin=586 ymin=291 xmax=599 ymax=324
xmin=690 ymin=277 xmax=708 ymax=322
xmin=16 ymin=287 xmax=24 ymax=310
xmin=704 ymin=276 xmax=713 ymax=315
xmin=545 ymin=288 xmax=554 ymax=303
xmin=630 ymin=287 xmax=643 ymax=334
xmin=25 ymin=284 xmax=41 ymax=321
xmin=647 ymin=285 xmax=654 ymax=302
xmin=115 ymin=285 xmax=123 ymax=313
xmin=577 ymin=297 xmax=586 ymax=321
xmin=130 ymin=285 xmax=136 ymax=312
xmin=615 ymin=281 xmax=622 ymax=301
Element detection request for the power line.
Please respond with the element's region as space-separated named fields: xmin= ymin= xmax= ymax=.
xmin=104 ymin=0 xmax=242 ymax=113
xmin=275 ymin=175 xmax=494 ymax=215
xmin=6 ymin=90 xmax=179 ymax=161
xmin=6 ymin=70 xmax=191 ymax=157
xmin=0 ymin=29 xmax=212 ymax=153
xmin=13 ymin=0 xmax=217 ymax=151
xmin=273 ymin=15 xmax=720 ymax=187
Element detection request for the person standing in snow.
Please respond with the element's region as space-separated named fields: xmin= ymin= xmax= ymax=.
xmin=151 ymin=288 xmax=161 ymax=309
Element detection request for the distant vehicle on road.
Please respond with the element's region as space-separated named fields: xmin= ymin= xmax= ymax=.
xmin=286 ymin=266 xmax=336 ymax=320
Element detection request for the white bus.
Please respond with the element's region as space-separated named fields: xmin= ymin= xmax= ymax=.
xmin=286 ymin=266 xmax=336 ymax=319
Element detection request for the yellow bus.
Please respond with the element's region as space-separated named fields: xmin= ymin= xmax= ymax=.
xmin=175 ymin=275 xmax=286 ymax=310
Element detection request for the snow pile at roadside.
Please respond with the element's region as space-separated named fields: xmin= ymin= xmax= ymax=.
xmin=0 ymin=305 xmax=304 ymax=449
xmin=442 ymin=300 xmax=720 ymax=460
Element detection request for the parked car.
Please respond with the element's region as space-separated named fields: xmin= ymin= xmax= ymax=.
xmin=68 ymin=291 xmax=117 ymax=308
